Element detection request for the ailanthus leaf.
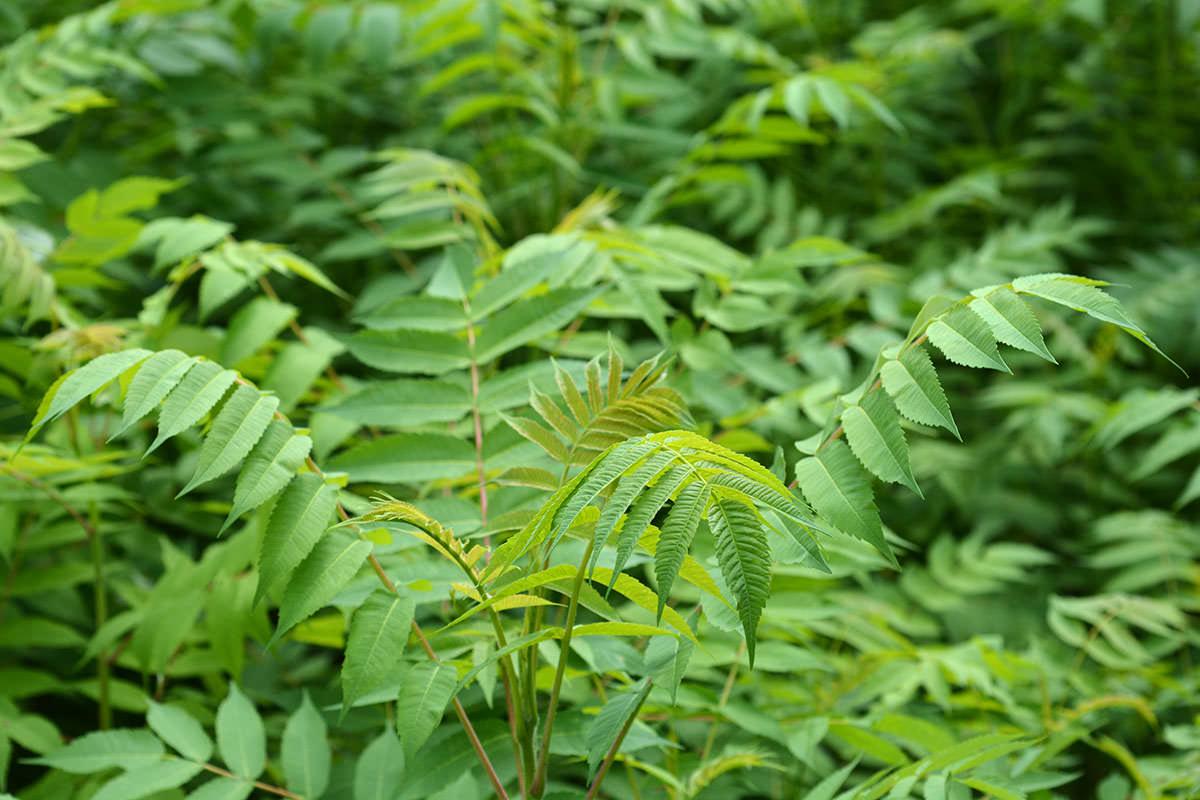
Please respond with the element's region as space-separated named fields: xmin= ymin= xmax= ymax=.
xmin=708 ymin=496 xmax=772 ymax=664
xmin=148 ymin=361 xmax=238 ymax=454
xmin=926 ymin=305 xmax=1010 ymax=372
xmin=654 ymin=482 xmax=709 ymax=619
xmin=215 ymin=684 xmax=265 ymax=779
xmin=841 ymin=389 xmax=921 ymax=495
xmin=28 ymin=348 xmax=153 ymax=439
xmin=255 ymin=473 xmax=338 ymax=604
xmin=224 ymin=421 xmax=312 ymax=531
xmin=880 ymin=346 xmax=960 ymax=439
xmin=178 ymin=386 xmax=278 ymax=496
xmin=969 ymin=287 xmax=1056 ymax=362
xmin=273 ymin=530 xmax=372 ymax=643
xmin=342 ymin=589 xmax=415 ymax=715
xmin=116 ymin=350 xmax=194 ymax=436
xmin=795 ymin=440 xmax=894 ymax=565
xmin=586 ymin=677 xmax=652 ymax=779
xmin=396 ymin=661 xmax=457 ymax=760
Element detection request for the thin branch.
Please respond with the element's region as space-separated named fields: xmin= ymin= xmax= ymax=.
xmin=199 ymin=762 xmax=303 ymax=799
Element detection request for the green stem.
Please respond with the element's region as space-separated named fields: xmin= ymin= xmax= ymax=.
xmin=531 ymin=540 xmax=594 ymax=797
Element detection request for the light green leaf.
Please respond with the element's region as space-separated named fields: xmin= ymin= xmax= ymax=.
xmin=147 ymin=702 xmax=212 ymax=762
xmin=328 ymin=432 xmax=474 ymax=483
xmin=215 ymin=684 xmax=265 ymax=779
xmin=185 ymin=778 xmax=254 ymax=800
xmin=926 ymin=305 xmax=1010 ymax=372
xmin=148 ymin=361 xmax=238 ymax=454
xmin=116 ymin=350 xmax=195 ymax=435
xmin=28 ymin=349 xmax=153 ymax=439
xmin=795 ymin=440 xmax=893 ymax=565
xmin=969 ymin=288 xmax=1055 ymax=362
xmin=281 ymin=693 xmax=330 ymax=799
xmin=841 ymin=389 xmax=921 ymax=495
xmin=179 ymin=386 xmax=278 ymax=496
xmin=321 ymin=379 xmax=470 ymax=426
xmin=396 ymin=661 xmax=458 ymax=760
xmin=256 ymin=473 xmax=338 ymax=603
xmin=225 ymin=421 xmax=312 ymax=531
xmin=220 ymin=297 xmax=298 ymax=367
xmin=473 ymin=287 xmax=600 ymax=362
xmin=342 ymin=589 xmax=415 ymax=714
xmin=586 ymin=677 xmax=652 ymax=780
xmin=31 ymin=729 xmax=163 ymax=773
xmin=354 ymin=731 xmax=405 ymax=800
xmin=347 ymin=329 xmax=470 ymax=375
xmin=880 ymin=346 xmax=960 ymax=439
xmin=92 ymin=758 xmax=202 ymax=800
xmin=273 ymin=531 xmax=372 ymax=642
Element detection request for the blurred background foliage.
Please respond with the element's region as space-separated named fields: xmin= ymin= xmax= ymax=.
xmin=0 ymin=0 xmax=1198 ymax=798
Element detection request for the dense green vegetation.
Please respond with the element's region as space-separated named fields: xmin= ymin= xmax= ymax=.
xmin=1 ymin=1 xmax=1198 ymax=798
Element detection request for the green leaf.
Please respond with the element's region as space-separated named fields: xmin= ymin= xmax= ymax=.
xmin=396 ymin=661 xmax=458 ymax=760
xmin=28 ymin=349 xmax=153 ymax=439
xmin=586 ymin=677 xmax=652 ymax=780
xmin=273 ymin=531 xmax=372 ymax=642
xmin=644 ymin=629 xmax=694 ymax=704
xmin=116 ymin=350 xmax=195 ymax=436
xmin=795 ymin=440 xmax=894 ymax=565
xmin=354 ymin=731 xmax=405 ymax=800
xmin=880 ymin=346 xmax=960 ymax=439
xmin=281 ymin=693 xmax=330 ymax=799
xmin=215 ymin=684 xmax=265 ymax=780
xmin=321 ymin=379 xmax=470 ymax=426
xmin=256 ymin=473 xmax=338 ymax=604
xmin=926 ymin=305 xmax=1010 ymax=372
xmin=225 ymin=421 xmax=312 ymax=531
xmin=473 ymin=287 xmax=600 ymax=362
xmin=841 ymin=389 xmax=921 ymax=495
xmin=1093 ymin=388 xmax=1199 ymax=450
xmin=147 ymin=702 xmax=212 ymax=762
xmin=346 ymin=329 xmax=470 ymax=374
xmin=220 ymin=297 xmax=298 ymax=367
xmin=328 ymin=433 xmax=475 ymax=483
xmin=342 ymin=589 xmax=415 ymax=714
xmin=612 ymin=465 xmax=690 ymax=582
xmin=969 ymin=288 xmax=1055 ymax=362
xmin=31 ymin=729 xmax=163 ymax=773
xmin=185 ymin=778 xmax=254 ymax=800
xmin=354 ymin=295 xmax=467 ymax=331
xmin=148 ymin=361 xmax=238 ymax=454
xmin=654 ymin=482 xmax=709 ymax=619
xmin=178 ymin=386 xmax=278 ymax=496
xmin=92 ymin=759 xmax=203 ymax=800
xmin=708 ymin=497 xmax=772 ymax=665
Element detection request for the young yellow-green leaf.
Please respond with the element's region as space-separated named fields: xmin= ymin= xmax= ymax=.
xmin=31 ymin=729 xmax=163 ymax=773
xmin=795 ymin=440 xmax=894 ymax=565
xmin=346 ymin=329 xmax=470 ymax=375
xmin=273 ymin=531 xmax=372 ymax=643
xmin=397 ymin=661 xmax=457 ymax=760
xmin=354 ymin=731 xmax=405 ymax=800
xmin=147 ymin=701 xmax=212 ymax=762
xmin=841 ymin=389 xmax=921 ymax=495
xmin=342 ymin=589 xmax=415 ymax=714
xmin=501 ymin=413 xmax=569 ymax=462
xmin=215 ymin=684 xmax=265 ymax=779
xmin=148 ymin=361 xmax=238 ymax=454
xmin=969 ymin=288 xmax=1055 ymax=362
xmin=224 ymin=421 xmax=312 ymax=532
xmin=654 ymin=483 xmax=710 ymax=620
xmin=589 ymin=568 xmax=697 ymax=643
xmin=91 ymin=759 xmax=203 ymax=800
xmin=880 ymin=346 xmax=960 ymax=439
xmin=178 ymin=386 xmax=279 ymax=496
xmin=116 ymin=350 xmax=195 ymax=436
xmin=281 ymin=693 xmax=330 ymax=799
xmin=708 ymin=497 xmax=771 ymax=665
xmin=473 ymin=287 xmax=600 ymax=362
xmin=586 ymin=677 xmax=652 ymax=780
xmin=926 ymin=305 xmax=1009 ymax=372
xmin=28 ymin=349 xmax=154 ymax=439
xmin=219 ymin=297 xmax=298 ymax=367
xmin=255 ymin=473 xmax=337 ymax=604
